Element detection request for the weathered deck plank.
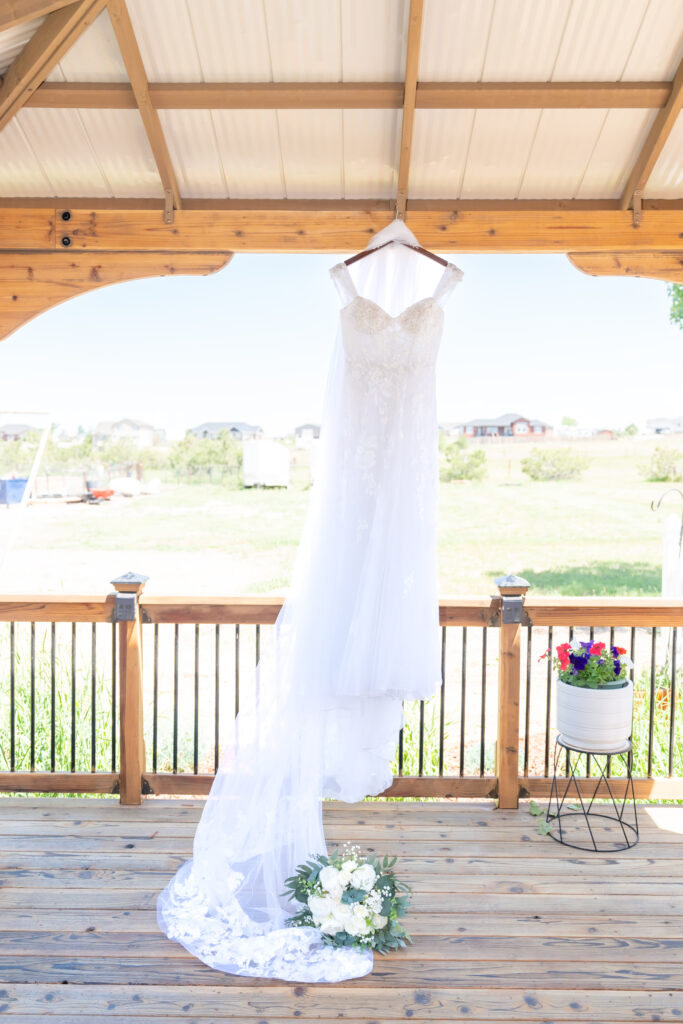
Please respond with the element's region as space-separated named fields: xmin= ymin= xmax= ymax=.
xmin=0 ymin=797 xmax=681 ymax=1021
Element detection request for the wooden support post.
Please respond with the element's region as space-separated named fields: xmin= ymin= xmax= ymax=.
xmin=495 ymin=575 xmax=529 ymax=809
xmin=111 ymin=571 xmax=148 ymax=804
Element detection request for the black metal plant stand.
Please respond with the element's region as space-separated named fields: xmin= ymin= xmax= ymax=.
xmin=545 ymin=736 xmax=639 ymax=852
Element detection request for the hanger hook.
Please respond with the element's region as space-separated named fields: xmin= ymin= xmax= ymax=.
xmin=650 ymin=487 xmax=683 ymax=512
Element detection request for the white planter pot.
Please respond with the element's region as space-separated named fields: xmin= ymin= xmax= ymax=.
xmin=556 ymin=677 xmax=634 ymax=752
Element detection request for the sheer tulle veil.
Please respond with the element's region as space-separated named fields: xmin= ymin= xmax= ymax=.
xmin=156 ymin=219 xmax=459 ymax=982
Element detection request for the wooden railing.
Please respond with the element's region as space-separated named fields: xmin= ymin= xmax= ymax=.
xmin=1 ymin=575 xmax=682 ymax=806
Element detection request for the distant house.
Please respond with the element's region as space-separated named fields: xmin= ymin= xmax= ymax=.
xmin=295 ymin=424 xmax=320 ymax=445
xmin=94 ymin=418 xmax=164 ymax=448
xmin=0 ymin=423 xmax=34 ymax=441
xmin=189 ymin=421 xmax=263 ymax=442
xmin=647 ymin=417 xmax=683 ymax=435
xmin=455 ymin=413 xmax=553 ymax=440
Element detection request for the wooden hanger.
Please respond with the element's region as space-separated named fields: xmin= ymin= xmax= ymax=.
xmin=344 ymin=239 xmax=449 ymax=268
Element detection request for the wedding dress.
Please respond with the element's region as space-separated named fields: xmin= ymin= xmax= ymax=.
xmin=156 ymin=219 xmax=463 ymax=982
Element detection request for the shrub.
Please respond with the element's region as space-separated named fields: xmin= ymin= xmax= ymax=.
xmin=521 ymin=447 xmax=588 ymax=481
xmin=640 ymin=446 xmax=683 ymax=482
xmin=440 ymin=435 xmax=487 ymax=482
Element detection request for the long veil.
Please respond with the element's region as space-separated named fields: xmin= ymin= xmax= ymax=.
xmin=156 ymin=219 xmax=449 ymax=982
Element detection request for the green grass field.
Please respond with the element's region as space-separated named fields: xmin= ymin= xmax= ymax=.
xmin=8 ymin=435 xmax=681 ymax=597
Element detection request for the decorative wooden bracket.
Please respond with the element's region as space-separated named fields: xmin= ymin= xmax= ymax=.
xmin=0 ymin=249 xmax=233 ymax=341
xmin=568 ymin=250 xmax=683 ymax=284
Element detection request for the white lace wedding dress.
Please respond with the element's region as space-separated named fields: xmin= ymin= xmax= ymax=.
xmin=156 ymin=219 xmax=463 ymax=982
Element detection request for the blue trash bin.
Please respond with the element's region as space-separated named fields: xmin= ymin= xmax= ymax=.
xmin=0 ymin=477 xmax=28 ymax=505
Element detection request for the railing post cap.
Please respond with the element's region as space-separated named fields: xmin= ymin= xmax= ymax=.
xmin=111 ymin=571 xmax=149 ymax=593
xmin=495 ymin=574 xmax=530 ymax=596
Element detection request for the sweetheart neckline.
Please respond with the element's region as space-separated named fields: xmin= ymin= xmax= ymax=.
xmin=341 ymin=294 xmax=443 ymax=322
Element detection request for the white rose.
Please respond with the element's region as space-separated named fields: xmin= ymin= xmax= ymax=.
xmin=345 ymin=903 xmax=372 ymax=937
xmin=319 ymin=865 xmax=343 ymax=896
xmin=331 ymin=902 xmax=353 ymax=929
xmin=372 ymin=913 xmax=388 ymax=928
xmin=307 ymin=894 xmax=333 ymax=923
xmin=319 ymin=915 xmax=341 ymax=936
xmin=350 ymin=863 xmax=376 ymax=892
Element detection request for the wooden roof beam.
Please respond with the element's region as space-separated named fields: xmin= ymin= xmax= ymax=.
xmin=0 ymin=0 xmax=106 ymax=133
xmin=24 ymin=80 xmax=673 ymax=110
xmin=568 ymin=251 xmax=683 ymax=284
xmin=106 ymin=0 xmax=181 ymax=220
xmin=395 ymin=0 xmax=424 ymax=219
xmin=0 ymin=1 xmax=76 ymax=31
xmin=620 ymin=56 xmax=683 ymax=211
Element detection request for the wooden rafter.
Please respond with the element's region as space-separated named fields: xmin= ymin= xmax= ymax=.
xmin=3 ymin=203 xmax=683 ymax=256
xmin=620 ymin=56 xmax=683 ymax=211
xmin=0 ymin=251 xmax=232 ymax=341
xmin=395 ymin=0 xmax=424 ymax=219
xmin=568 ymin=251 xmax=683 ymax=284
xmin=24 ymin=79 xmax=673 ymax=110
xmin=0 ymin=0 xmax=106 ymax=134
xmin=106 ymin=0 xmax=181 ymax=220
xmin=0 ymin=0 xmax=74 ymax=31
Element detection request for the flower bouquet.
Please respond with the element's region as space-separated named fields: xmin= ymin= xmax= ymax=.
xmin=541 ymin=639 xmax=635 ymax=751
xmin=284 ymin=845 xmax=411 ymax=954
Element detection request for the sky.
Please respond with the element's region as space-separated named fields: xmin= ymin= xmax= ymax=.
xmin=0 ymin=250 xmax=680 ymax=439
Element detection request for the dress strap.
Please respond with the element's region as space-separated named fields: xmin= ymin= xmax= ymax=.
xmin=330 ymin=262 xmax=358 ymax=305
xmin=432 ymin=262 xmax=464 ymax=306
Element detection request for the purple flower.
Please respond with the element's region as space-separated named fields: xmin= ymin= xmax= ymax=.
xmin=613 ymin=659 xmax=621 ymax=676
xmin=570 ymin=653 xmax=589 ymax=671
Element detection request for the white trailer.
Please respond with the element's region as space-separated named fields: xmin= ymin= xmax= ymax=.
xmin=242 ymin=440 xmax=290 ymax=488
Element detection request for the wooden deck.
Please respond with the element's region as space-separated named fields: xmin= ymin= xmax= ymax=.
xmin=0 ymin=797 xmax=682 ymax=1022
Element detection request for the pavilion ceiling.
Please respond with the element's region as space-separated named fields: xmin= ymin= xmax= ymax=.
xmin=0 ymin=0 xmax=682 ymax=340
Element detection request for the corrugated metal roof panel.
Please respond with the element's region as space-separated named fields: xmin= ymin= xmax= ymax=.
xmin=0 ymin=118 xmax=53 ymax=196
xmin=482 ymin=0 xmax=572 ymax=82
xmin=576 ymin=108 xmax=657 ymax=198
xmin=518 ymin=109 xmax=607 ymax=198
xmin=552 ymin=0 xmax=649 ymax=81
xmin=621 ymin=0 xmax=683 ymax=79
xmin=211 ymin=109 xmax=284 ymax=198
xmin=127 ymin=0 xmax=202 ymax=80
xmin=158 ymin=109 xmax=226 ymax=198
xmin=343 ymin=109 xmax=400 ymax=198
xmin=409 ymin=109 xmax=474 ymax=198
xmin=181 ymin=0 xmax=272 ymax=81
xmin=265 ymin=0 xmax=341 ymax=82
xmin=14 ymin=108 xmax=111 ymax=197
xmin=419 ymin=0 xmax=493 ymax=81
xmin=278 ymin=109 xmax=343 ymax=197
xmin=341 ymin=0 xmax=408 ymax=81
xmin=0 ymin=16 xmax=43 ymax=76
xmin=462 ymin=109 xmax=540 ymax=198
xmin=77 ymin=109 xmax=163 ymax=198
xmin=644 ymin=110 xmax=683 ymax=197
xmin=46 ymin=9 xmax=128 ymax=82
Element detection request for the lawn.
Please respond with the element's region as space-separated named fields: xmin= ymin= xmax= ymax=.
xmin=3 ymin=435 xmax=680 ymax=597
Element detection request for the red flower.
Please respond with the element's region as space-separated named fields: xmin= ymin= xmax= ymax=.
xmin=556 ymin=642 xmax=571 ymax=654
xmin=590 ymin=642 xmax=605 ymax=656
xmin=616 ymin=646 xmax=627 ymax=655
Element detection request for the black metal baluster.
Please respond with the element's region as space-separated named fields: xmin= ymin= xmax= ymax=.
xmin=173 ymin=624 xmax=179 ymax=774
xmin=669 ymin=627 xmax=678 ymax=777
xmin=111 ymin=622 xmax=117 ymax=773
xmin=30 ymin=622 xmax=35 ymax=772
xmin=480 ymin=627 xmax=487 ymax=776
xmin=459 ymin=627 xmax=467 ymax=777
xmin=214 ymin=625 xmax=220 ymax=773
xmin=545 ymin=626 xmax=553 ymax=776
xmin=91 ymin=623 xmax=97 ymax=772
xmin=152 ymin=624 xmax=159 ymax=773
xmin=398 ymin=704 xmax=404 ymax=776
xmin=9 ymin=623 xmax=15 ymax=772
xmin=438 ymin=626 xmax=446 ymax=776
xmin=255 ymin=624 xmax=261 ymax=704
xmin=194 ymin=624 xmax=200 ymax=774
xmin=50 ymin=622 xmax=56 ymax=772
xmin=235 ymin=624 xmax=240 ymax=718
xmin=648 ymin=627 xmax=656 ymax=777
xmin=71 ymin=623 xmax=76 ymax=772
xmin=523 ymin=626 xmax=532 ymax=776
xmin=418 ymin=697 xmax=425 ymax=776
